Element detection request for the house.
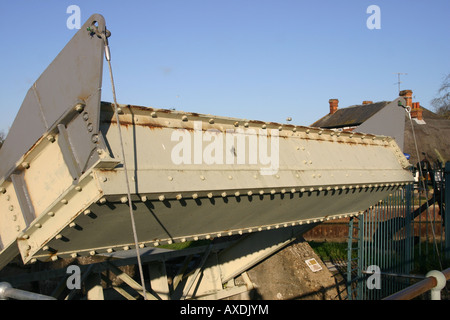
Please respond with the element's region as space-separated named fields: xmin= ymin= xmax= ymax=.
xmin=310 ymin=90 xmax=450 ymax=167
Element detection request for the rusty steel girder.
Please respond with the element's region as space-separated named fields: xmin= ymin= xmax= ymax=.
xmin=0 ymin=14 xmax=413 ymax=268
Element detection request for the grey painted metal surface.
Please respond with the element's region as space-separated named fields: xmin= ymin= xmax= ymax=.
xmin=0 ymin=14 xmax=414 ymax=269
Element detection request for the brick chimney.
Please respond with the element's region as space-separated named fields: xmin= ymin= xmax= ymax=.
xmin=399 ymin=89 xmax=413 ymax=107
xmin=410 ymin=102 xmax=423 ymax=120
xmin=329 ymin=99 xmax=339 ymax=114
xmin=362 ymin=101 xmax=373 ymax=105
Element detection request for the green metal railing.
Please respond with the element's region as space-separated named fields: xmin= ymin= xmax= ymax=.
xmin=347 ymin=162 xmax=449 ymax=300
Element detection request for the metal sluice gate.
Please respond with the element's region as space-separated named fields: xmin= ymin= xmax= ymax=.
xmin=0 ymin=14 xmax=413 ymax=272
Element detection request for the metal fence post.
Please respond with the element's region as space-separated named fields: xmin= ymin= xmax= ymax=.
xmin=445 ymin=162 xmax=450 ymax=260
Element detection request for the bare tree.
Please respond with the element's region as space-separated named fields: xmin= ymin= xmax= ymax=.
xmin=431 ymin=73 xmax=450 ymax=119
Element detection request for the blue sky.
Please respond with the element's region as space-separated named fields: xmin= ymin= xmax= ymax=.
xmin=0 ymin=0 xmax=449 ymax=133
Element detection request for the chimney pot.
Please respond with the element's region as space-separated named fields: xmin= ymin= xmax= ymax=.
xmin=329 ymin=99 xmax=339 ymax=114
xmin=399 ymin=90 xmax=413 ymax=107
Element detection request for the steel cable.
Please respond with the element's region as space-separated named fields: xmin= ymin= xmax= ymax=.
xmin=100 ymin=30 xmax=148 ymax=300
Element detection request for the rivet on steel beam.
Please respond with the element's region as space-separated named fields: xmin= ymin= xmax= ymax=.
xmin=233 ymin=121 xmax=239 ymax=127
xmin=167 ymin=240 xmax=173 ymax=244
xmin=293 ymin=127 xmax=297 ymax=132
xmin=0 ymin=187 xmax=5 ymax=194
xmin=158 ymin=195 xmax=165 ymax=201
xmin=207 ymin=193 xmax=213 ymax=199
xmin=270 ymin=189 xmax=276 ymax=195
xmin=238 ymin=230 xmax=243 ymax=235
xmin=281 ymin=189 xmax=286 ymax=194
xmin=247 ymin=191 xmax=253 ymax=196
xmin=71 ymin=253 xmax=78 ymax=258
xmin=326 ymin=186 xmax=331 ymax=191
xmin=200 ymin=175 xmax=205 ymax=180
xmin=15 ymin=225 xmax=20 ymax=231
xmin=291 ymin=188 xmax=296 ymax=193
xmin=106 ymin=248 xmax=114 ymax=253
xmin=248 ymin=228 xmax=253 ymax=233
xmin=262 ymin=124 xmax=267 ymax=129
xmin=23 ymin=234 xmax=30 ymax=239
xmin=205 ymin=235 xmax=211 ymax=239
xmin=300 ymin=188 xmax=305 ymax=193
xmin=278 ymin=126 xmax=282 ymax=131
xmin=48 ymin=211 xmax=55 ymax=217
xmin=55 ymin=234 xmax=63 ymax=240
xmin=90 ymin=250 xmax=96 ymax=256
xmin=259 ymin=190 xmax=264 ymax=195
xmin=120 ymin=196 xmax=128 ymax=203
xmin=221 ymin=192 xmax=227 ymax=198
xmin=309 ymin=187 xmax=314 ymax=192
xmin=228 ymin=175 xmax=233 ymax=180
xmin=228 ymin=231 xmax=233 ymax=236
xmin=51 ymin=256 xmax=58 ymax=261
xmin=151 ymin=111 xmax=157 ymax=118
xmin=216 ymin=233 xmax=222 ymax=237
xmin=181 ymin=238 xmax=186 ymax=243
xmin=244 ymin=122 xmax=249 ymax=128
xmin=47 ymin=135 xmax=56 ymax=143
xmin=99 ymin=198 xmax=107 ymax=204
xmin=69 ymin=222 xmax=77 ymax=228
xmin=318 ymin=130 xmax=323 ymax=135
xmin=123 ymin=246 xmax=130 ymax=251
xmin=318 ymin=187 xmax=323 ymax=191
xmin=141 ymin=196 xmax=148 ymax=202
xmin=8 ymin=205 xmax=14 ymax=211
xmin=35 ymin=223 xmax=42 ymax=228
xmin=306 ymin=129 xmax=310 ymax=134
xmin=74 ymin=102 xmax=85 ymax=112
xmin=234 ymin=192 xmax=240 ymax=197
xmin=61 ymin=199 xmax=68 ymax=205
xmin=181 ymin=115 xmax=188 ymax=121
xmin=176 ymin=194 xmax=183 ymax=200
xmin=192 ymin=193 xmax=198 ymax=199
xmin=75 ymin=186 xmax=82 ymax=192
xmin=22 ymin=162 xmax=30 ymax=169
xmin=43 ymin=246 xmax=50 ymax=251
xmin=168 ymin=176 xmax=173 ymax=181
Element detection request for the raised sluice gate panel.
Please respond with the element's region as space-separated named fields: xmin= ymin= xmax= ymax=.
xmin=0 ymin=14 xmax=413 ymax=268
xmin=7 ymin=101 xmax=412 ymax=265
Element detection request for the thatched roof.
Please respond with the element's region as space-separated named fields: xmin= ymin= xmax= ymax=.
xmin=403 ymin=107 xmax=450 ymax=166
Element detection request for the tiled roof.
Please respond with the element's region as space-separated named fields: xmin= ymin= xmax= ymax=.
xmin=310 ymin=101 xmax=390 ymax=128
